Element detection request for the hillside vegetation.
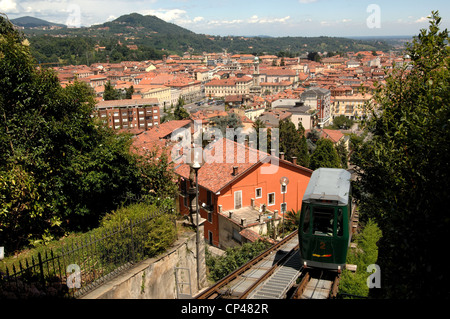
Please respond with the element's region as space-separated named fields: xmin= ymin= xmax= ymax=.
xmin=18 ymin=13 xmax=393 ymax=64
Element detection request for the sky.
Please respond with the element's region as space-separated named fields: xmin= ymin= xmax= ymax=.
xmin=1 ymin=0 xmax=449 ymax=37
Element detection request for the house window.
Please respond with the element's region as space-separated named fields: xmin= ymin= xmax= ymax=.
xmin=281 ymin=184 xmax=287 ymax=194
xmin=208 ymin=231 xmax=213 ymax=245
xmin=234 ymin=191 xmax=242 ymax=210
xmin=255 ymin=188 xmax=262 ymax=199
xmin=281 ymin=202 xmax=287 ymax=214
xmin=268 ymin=193 xmax=275 ymax=206
xmin=207 ymin=191 xmax=213 ymax=206
xmin=180 ymin=179 xmax=188 ymax=207
xmin=208 ymin=210 xmax=213 ymax=223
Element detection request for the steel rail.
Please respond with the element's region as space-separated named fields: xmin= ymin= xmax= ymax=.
xmin=245 ymin=249 xmax=303 ymax=299
xmin=194 ymin=230 xmax=298 ymax=299
xmin=238 ymin=244 xmax=300 ymax=299
xmin=297 ymin=269 xmax=340 ymax=299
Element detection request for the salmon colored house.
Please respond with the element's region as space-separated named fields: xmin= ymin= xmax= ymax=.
xmin=175 ymin=138 xmax=312 ymax=248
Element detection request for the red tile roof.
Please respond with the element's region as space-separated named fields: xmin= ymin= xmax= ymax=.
xmin=174 ymin=138 xmax=268 ymax=193
xmin=174 ymin=137 xmax=312 ymax=193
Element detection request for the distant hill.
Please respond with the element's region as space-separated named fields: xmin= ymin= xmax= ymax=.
xmin=18 ymin=12 xmax=395 ymax=65
xmin=94 ymin=13 xmax=195 ymax=36
xmin=11 ymin=16 xmax=66 ymax=28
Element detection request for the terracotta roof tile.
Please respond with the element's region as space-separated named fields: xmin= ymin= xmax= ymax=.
xmin=174 ymin=138 xmax=270 ymax=193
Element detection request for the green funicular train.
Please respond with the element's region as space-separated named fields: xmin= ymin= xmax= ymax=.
xmin=299 ymin=168 xmax=353 ymax=272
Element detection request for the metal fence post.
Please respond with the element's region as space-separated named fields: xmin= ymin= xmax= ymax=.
xmin=130 ymin=220 xmax=136 ymax=263
xmin=37 ymin=252 xmax=45 ymax=286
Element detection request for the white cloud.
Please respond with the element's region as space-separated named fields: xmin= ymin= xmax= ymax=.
xmin=0 ymin=0 xmax=21 ymax=13
xmin=415 ymin=16 xmax=428 ymax=23
xmin=298 ymin=0 xmax=318 ymax=3
xmin=141 ymin=8 xmax=188 ymax=23
xmin=193 ymin=16 xmax=204 ymax=23
xmin=248 ymin=15 xmax=290 ymax=24
xmin=207 ymin=19 xmax=243 ymax=26
xmin=106 ymin=15 xmax=116 ymax=22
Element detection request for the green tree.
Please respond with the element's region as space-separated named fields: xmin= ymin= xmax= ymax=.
xmin=210 ymin=113 xmax=243 ymax=137
xmin=331 ymin=115 xmax=353 ymax=129
xmin=135 ymin=145 xmax=179 ymax=203
xmin=284 ymin=209 xmax=301 ymax=233
xmin=0 ymin=16 xmax=178 ymax=251
xmin=125 ymin=85 xmax=135 ymax=99
xmin=103 ymin=80 xmax=120 ymax=100
xmin=309 ymin=138 xmax=341 ymax=170
xmin=252 ymin=118 xmax=269 ymax=151
xmin=173 ymin=97 xmax=190 ymax=120
xmin=307 ymin=51 xmax=321 ymax=62
xmin=279 ymin=119 xmax=310 ymax=167
xmin=335 ymin=139 xmax=349 ymax=169
xmin=306 ymin=128 xmax=321 ymax=144
xmin=351 ymin=12 xmax=450 ymax=298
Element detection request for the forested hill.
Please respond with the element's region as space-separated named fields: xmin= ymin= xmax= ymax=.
xmin=97 ymin=13 xmax=196 ymax=36
xmin=18 ymin=12 xmax=394 ymax=65
xmin=11 ymin=16 xmax=66 ymax=28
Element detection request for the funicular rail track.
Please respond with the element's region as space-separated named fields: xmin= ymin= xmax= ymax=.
xmin=195 ymin=229 xmax=341 ymax=300
xmin=290 ymin=269 xmax=340 ymax=299
xmin=195 ymin=231 xmax=299 ymax=299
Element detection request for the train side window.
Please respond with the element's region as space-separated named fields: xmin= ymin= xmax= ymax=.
xmin=313 ymin=206 xmax=334 ymax=236
xmin=337 ymin=208 xmax=343 ymax=237
xmin=302 ymin=206 xmax=311 ymax=234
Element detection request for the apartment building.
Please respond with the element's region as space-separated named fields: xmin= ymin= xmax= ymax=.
xmin=205 ymin=76 xmax=253 ymax=98
xmin=331 ymin=94 xmax=373 ymax=120
xmin=96 ymin=98 xmax=160 ymax=131
xmin=300 ymin=87 xmax=331 ymax=128
xmin=139 ymin=85 xmax=172 ymax=107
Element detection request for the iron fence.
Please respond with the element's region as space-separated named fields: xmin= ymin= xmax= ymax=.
xmin=0 ymin=209 xmax=172 ymax=299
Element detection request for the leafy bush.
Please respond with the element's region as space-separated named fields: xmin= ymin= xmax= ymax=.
xmin=95 ymin=203 xmax=177 ymax=266
xmin=206 ymin=241 xmax=271 ymax=282
xmin=339 ymin=219 xmax=382 ymax=298
xmin=144 ymin=214 xmax=177 ymax=257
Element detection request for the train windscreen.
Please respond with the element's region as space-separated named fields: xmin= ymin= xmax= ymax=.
xmin=313 ymin=207 xmax=334 ymax=236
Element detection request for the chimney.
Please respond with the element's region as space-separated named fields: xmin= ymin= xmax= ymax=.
xmin=280 ymin=152 xmax=285 ymax=160
xmin=251 ymin=198 xmax=255 ymax=207
xmin=229 ymin=211 xmax=233 ymax=219
xmin=219 ymin=205 xmax=222 ymax=214
xmin=292 ymin=157 xmax=297 ymax=165
xmin=232 ymin=166 xmax=238 ymax=176
xmin=241 ymin=218 xmax=246 ymax=226
xmin=270 ymin=149 xmax=275 ymax=156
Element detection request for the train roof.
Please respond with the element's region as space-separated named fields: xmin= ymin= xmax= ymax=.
xmin=302 ymin=168 xmax=351 ymax=205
